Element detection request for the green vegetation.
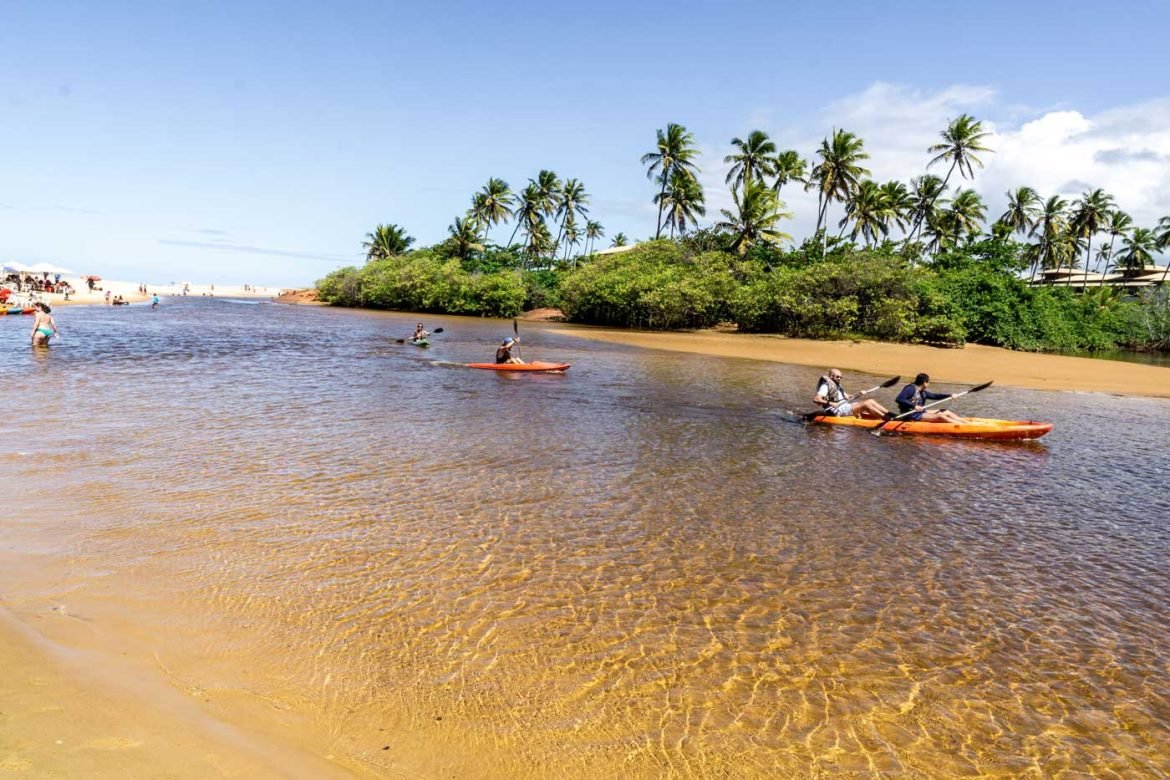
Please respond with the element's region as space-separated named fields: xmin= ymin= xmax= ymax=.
xmin=317 ymin=115 xmax=1170 ymax=354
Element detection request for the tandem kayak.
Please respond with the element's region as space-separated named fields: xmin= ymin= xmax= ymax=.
xmin=465 ymin=361 xmax=570 ymax=373
xmin=810 ymin=414 xmax=1053 ymax=440
xmin=2 ymin=307 xmax=35 ymax=315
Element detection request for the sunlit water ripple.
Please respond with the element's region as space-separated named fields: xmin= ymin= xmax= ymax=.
xmin=2 ymin=298 xmax=1169 ymax=776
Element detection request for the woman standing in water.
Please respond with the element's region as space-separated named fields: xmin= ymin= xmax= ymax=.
xmin=30 ymin=302 xmax=58 ymax=346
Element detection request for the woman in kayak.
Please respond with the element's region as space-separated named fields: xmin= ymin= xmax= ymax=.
xmin=30 ymin=302 xmax=58 ymax=346
xmin=813 ymin=369 xmax=892 ymax=420
xmin=495 ymin=337 xmax=524 ymax=364
xmin=895 ymin=374 xmax=964 ymax=423
xmin=411 ymin=322 xmax=429 ymax=341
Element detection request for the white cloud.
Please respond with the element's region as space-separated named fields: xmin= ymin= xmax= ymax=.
xmin=694 ymin=83 xmax=1170 ymax=243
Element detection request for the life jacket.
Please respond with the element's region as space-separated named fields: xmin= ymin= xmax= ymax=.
xmin=816 ymin=375 xmax=846 ymax=407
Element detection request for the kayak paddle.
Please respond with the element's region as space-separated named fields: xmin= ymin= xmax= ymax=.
xmin=800 ymin=376 xmax=900 ymax=421
xmin=513 ymin=319 xmax=523 ymax=360
xmin=395 ymin=327 xmax=443 ymax=344
xmin=870 ymin=380 xmax=993 ymax=436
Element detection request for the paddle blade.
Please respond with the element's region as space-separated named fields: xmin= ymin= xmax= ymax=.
xmin=967 ymin=380 xmax=993 ymax=394
xmin=433 ymin=327 xmax=444 ymax=334
xmin=879 ymin=375 xmax=901 ymax=388
xmin=513 ymin=319 xmax=518 ymax=336
xmin=395 ymin=339 xmax=405 ymax=344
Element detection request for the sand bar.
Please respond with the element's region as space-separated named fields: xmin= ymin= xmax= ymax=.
xmin=547 ymin=326 xmax=1170 ymax=399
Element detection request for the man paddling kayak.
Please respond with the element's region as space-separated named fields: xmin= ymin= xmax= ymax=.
xmin=496 ymin=337 xmax=524 ymax=365
xmin=895 ymin=373 xmax=964 ymax=424
xmin=813 ymin=369 xmax=892 ymax=420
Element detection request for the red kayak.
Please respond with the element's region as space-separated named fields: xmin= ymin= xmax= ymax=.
xmin=465 ymin=361 xmax=570 ymax=373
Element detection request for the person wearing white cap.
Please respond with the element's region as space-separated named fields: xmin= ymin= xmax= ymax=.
xmin=495 ymin=336 xmax=524 ymax=365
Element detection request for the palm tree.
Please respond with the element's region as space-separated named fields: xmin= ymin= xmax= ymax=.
xmin=584 ymin=220 xmax=604 ymax=256
xmin=806 ymin=128 xmax=870 ymax=236
xmin=878 ymin=180 xmax=914 ymax=236
xmin=554 ymin=178 xmax=589 ymax=256
xmin=447 ymin=216 xmax=484 ymax=260
xmin=656 ymin=168 xmax=707 ymax=238
xmin=724 ymin=130 xmax=777 ymax=192
xmin=642 ymin=123 xmax=701 ymax=239
xmin=996 ymin=186 xmax=1041 ymax=237
xmin=1117 ymin=227 xmax=1157 ymax=274
xmin=1068 ymin=188 xmax=1115 ymax=288
xmin=469 ymin=178 xmax=515 ymax=242
xmin=1035 ymin=195 xmax=1069 ymax=280
xmin=926 ymin=189 xmax=985 ymax=251
xmin=610 ymin=232 xmax=628 ymax=248
xmin=840 ymin=180 xmax=891 ymax=246
xmin=771 ymin=150 xmax=807 ymax=195
xmin=509 ymin=184 xmax=544 ymax=246
xmin=907 ymin=175 xmax=946 ymax=247
xmin=524 ymin=219 xmax=553 ymax=262
xmin=362 ymin=223 xmax=415 ymax=260
xmin=533 ymin=170 xmax=563 ymax=220
xmin=1157 ymin=216 xmax=1170 ymax=285
xmin=911 ymin=114 xmax=992 ymax=240
xmin=715 ymin=180 xmax=793 ymax=255
xmin=561 ymin=213 xmax=582 ymax=261
xmin=1100 ymin=210 xmax=1133 ymax=277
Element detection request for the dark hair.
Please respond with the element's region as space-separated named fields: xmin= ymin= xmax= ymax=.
xmin=914 ymin=373 xmax=930 ymax=385
xmin=36 ymin=302 xmax=51 ymax=313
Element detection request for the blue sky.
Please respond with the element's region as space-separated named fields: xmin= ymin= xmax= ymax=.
xmin=2 ymin=0 xmax=1168 ymax=286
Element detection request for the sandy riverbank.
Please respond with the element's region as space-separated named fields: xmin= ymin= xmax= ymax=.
xmin=546 ymin=326 xmax=1170 ymax=399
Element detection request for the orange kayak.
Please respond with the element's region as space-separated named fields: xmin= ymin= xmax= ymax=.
xmin=811 ymin=414 xmax=1053 ymax=440
xmin=466 ymin=361 xmax=570 ymax=372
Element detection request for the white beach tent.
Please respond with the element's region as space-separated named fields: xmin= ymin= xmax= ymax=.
xmin=2 ymin=261 xmax=34 ymax=273
xmin=25 ymin=262 xmax=74 ymax=275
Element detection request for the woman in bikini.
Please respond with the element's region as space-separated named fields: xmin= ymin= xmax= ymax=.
xmin=30 ymin=302 xmax=58 ymax=346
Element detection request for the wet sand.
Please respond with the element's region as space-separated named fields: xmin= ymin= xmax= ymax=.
xmin=0 ymin=607 xmax=356 ymax=779
xmin=547 ymin=326 xmax=1170 ymax=399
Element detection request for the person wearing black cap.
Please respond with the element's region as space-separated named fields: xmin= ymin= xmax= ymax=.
xmin=495 ymin=336 xmax=524 ymax=364
xmin=895 ymin=373 xmax=964 ymax=423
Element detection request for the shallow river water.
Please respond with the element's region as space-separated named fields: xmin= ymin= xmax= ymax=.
xmin=2 ymin=298 xmax=1169 ymax=777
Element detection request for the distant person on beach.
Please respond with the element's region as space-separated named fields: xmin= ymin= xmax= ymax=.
xmin=30 ymin=303 xmax=57 ymax=346
xmin=813 ymin=369 xmax=892 ymax=420
xmin=495 ymin=337 xmax=524 ymax=364
xmin=151 ymin=294 xmax=160 ymax=309
xmin=105 ymin=290 xmax=111 ymax=304
xmin=895 ymin=374 xmax=964 ymax=423
xmin=411 ymin=322 xmax=429 ymax=341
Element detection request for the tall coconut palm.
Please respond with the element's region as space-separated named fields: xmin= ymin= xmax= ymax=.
xmin=926 ymin=189 xmax=986 ymax=251
xmin=524 ymin=219 xmax=553 ymax=262
xmin=1035 ymin=195 xmax=1069 ymax=279
xmin=656 ymin=168 xmax=707 ymax=238
xmin=362 ymin=223 xmax=415 ymax=260
xmin=533 ymin=170 xmax=563 ymax=220
xmin=996 ymin=186 xmax=1041 ymax=237
xmin=561 ymin=213 xmax=581 ymax=261
xmin=1100 ymin=210 xmax=1133 ymax=277
xmin=469 ymin=178 xmax=515 ymax=241
xmin=1068 ymin=188 xmax=1115 ymax=288
xmin=840 ymin=180 xmax=891 ymax=246
xmin=806 ymin=128 xmax=870 ymax=235
xmin=715 ymin=180 xmax=793 ymax=256
xmin=878 ymin=180 xmax=914 ymax=236
xmin=642 ymin=123 xmax=701 ymax=239
xmin=771 ymin=150 xmax=807 ymax=195
xmin=724 ymin=130 xmax=778 ymax=192
xmin=554 ymin=178 xmax=589 ymax=256
xmin=911 ymin=114 xmax=992 ymax=241
xmin=584 ymin=220 xmax=604 ymax=256
xmin=1117 ymin=227 xmax=1157 ymax=274
xmin=447 ymin=217 xmax=484 ymax=261
xmin=611 ymin=232 xmax=628 ymax=248
xmin=907 ymin=175 xmax=947 ymax=247
xmin=509 ymin=183 xmax=544 ymax=247
xmin=1157 ymin=216 xmax=1170 ymax=284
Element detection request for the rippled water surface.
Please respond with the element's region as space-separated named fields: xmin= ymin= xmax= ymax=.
xmin=2 ymin=298 xmax=1169 ymax=777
